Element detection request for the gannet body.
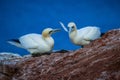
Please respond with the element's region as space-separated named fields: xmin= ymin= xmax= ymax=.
xmin=8 ymin=28 xmax=60 ymax=54
xmin=60 ymin=22 xmax=101 ymax=46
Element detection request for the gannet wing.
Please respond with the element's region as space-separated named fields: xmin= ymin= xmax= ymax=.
xmin=77 ymin=28 xmax=90 ymax=38
xmin=78 ymin=27 xmax=101 ymax=40
xmin=59 ymin=21 xmax=68 ymax=32
xmin=85 ymin=27 xmax=100 ymax=40
xmin=19 ymin=34 xmax=40 ymax=49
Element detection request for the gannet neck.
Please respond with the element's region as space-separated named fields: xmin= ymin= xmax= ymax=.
xmin=42 ymin=34 xmax=50 ymax=38
xmin=42 ymin=31 xmax=50 ymax=38
xmin=41 ymin=28 xmax=60 ymax=49
xmin=69 ymin=29 xmax=77 ymax=39
xmin=44 ymin=36 xmax=54 ymax=48
xmin=42 ymin=33 xmax=53 ymax=47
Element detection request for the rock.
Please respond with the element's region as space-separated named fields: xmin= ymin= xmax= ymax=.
xmin=0 ymin=29 xmax=120 ymax=80
xmin=0 ymin=52 xmax=22 ymax=80
xmin=0 ymin=52 xmax=22 ymax=60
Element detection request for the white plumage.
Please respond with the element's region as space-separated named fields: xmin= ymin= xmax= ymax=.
xmin=60 ymin=22 xmax=101 ymax=46
xmin=8 ymin=28 xmax=60 ymax=54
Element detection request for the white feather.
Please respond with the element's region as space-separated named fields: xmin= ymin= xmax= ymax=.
xmin=77 ymin=26 xmax=101 ymax=40
xmin=68 ymin=22 xmax=101 ymax=46
xmin=59 ymin=21 xmax=68 ymax=32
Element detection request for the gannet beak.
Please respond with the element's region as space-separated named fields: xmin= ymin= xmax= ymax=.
xmin=52 ymin=29 xmax=61 ymax=33
xmin=69 ymin=27 xmax=72 ymax=33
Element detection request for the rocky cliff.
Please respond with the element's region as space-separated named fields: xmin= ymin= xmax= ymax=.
xmin=0 ymin=29 xmax=120 ymax=80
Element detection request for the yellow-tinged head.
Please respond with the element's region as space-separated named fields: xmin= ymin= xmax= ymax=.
xmin=42 ymin=28 xmax=60 ymax=38
xmin=68 ymin=22 xmax=77 ymax=33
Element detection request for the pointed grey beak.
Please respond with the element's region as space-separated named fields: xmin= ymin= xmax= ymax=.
xmin=52 ymin=29 xmax=61 ymax=33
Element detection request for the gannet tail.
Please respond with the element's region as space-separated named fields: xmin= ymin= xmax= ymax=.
xmin=7 ymin=39 xmax=23 ymax=48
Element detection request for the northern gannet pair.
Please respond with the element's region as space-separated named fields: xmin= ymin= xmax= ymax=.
xmin=8 ymin=22 xmax=102 ymax=55
xmin=8 ymin=28 xmax=60 ymax=55
xmin=59 ymin=22 xmax=101 ymax=47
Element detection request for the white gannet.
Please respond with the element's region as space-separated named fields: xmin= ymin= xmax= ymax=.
xmin=7 ymin=28 xmax=60 ymax=55
xmin=59 ymin=22 xmax=101 ymax=47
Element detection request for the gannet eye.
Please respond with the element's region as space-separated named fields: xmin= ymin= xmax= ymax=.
xmin=49 ymin=30 xmax=53 ymax=34
xmin=71 ymin=26 xmax=74 ymax=28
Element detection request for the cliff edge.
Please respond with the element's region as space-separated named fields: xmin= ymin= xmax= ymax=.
xmin=0 ymin=29 xmax=120 ymax=80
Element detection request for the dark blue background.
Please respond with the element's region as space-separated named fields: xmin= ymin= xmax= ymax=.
xmin=0 ymin=0 xmax=120 ymax=55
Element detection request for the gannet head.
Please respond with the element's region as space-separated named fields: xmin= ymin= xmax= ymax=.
xmin=42 ymin=28 xmax=60 ymax=38
xmin=68 ymin=22 xmax=77 ymax=33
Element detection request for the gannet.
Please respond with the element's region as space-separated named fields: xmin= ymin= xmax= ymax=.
xmin=7 ymin=28 xmax=60 ymax=55
xmin=59 ymin=22 xmax=101 ymax=47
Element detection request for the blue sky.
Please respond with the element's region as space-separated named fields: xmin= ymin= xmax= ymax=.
xmin=0 ymin=0 xmax=120 ymax=55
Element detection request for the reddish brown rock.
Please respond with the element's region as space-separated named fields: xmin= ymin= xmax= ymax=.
xmin=1 ymin=29 xmax=120 ymax=80
xmin=0 ymin=58 xmax=21 ymax=80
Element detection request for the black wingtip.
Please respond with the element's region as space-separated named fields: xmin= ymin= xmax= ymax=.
xmin=8 ymin=39 xmax=20 ymax=43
